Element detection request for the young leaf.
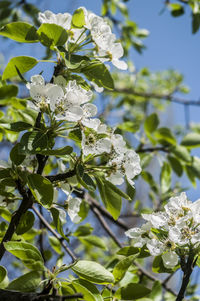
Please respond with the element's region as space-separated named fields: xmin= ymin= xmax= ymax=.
xmin=28 ymin=174 xmax=53 ymax=208
xmin=36 ymin=145 xmax=73 ymax=156
xmin=82 ymin=60 xmax=114 ymax=90
xmin=2 ymin=56 xmax=38 ymax=80
xmin=72 ymin=8 xmax=86 ymax=28
xmin=144 ymin=113 xmax=159 ymax=134
xmin=37 ymin=23 xmax=68 ymax=47
xmin=181 ymin=132 xmax=200 ymax=148
xmin=0 ymin=85 xmax=18 ymax=99
xmin=19 ymin=131 xmax=48 ymax=154
xmin=72 ymin=279 xmax=103 ymax=301
xmin=115 ymin=283 xmax=151 ymax=300
xmin=0 ymin=266 xmax=7 ymax=284
xmin=50 ymin=207 xmax=68 ymax=241
xmin=113 ymin=254 xmax=138 ymax=283
xmin=4 ymin=241 xmax=44 ymax=270
xmin=16 ymin=211 xmax=35 ymax=235
xmin=0 ymin=22 xmax=38 ymax=43
xmin=7 ymin=271 xmax=41 ymax=292
xmin=72 ymin=260 xmax=115 ymax=284
xmin=160 ymin=162 xmax=171 ymax=194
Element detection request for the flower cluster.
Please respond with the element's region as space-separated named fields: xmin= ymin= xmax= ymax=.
xmin=38 ymin=7 xmax=127 ymax=70
xmin=125 ymin=192 xmax=200 ymax=269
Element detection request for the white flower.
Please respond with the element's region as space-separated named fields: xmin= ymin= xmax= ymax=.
xmin=67 ymin=196 xmax=82 ymax=223
xmin=142 ymin=212 xmax=169 ymax=229
xmin=81 ymin=103 xmax=100 ymax=129
xmin=27 ymin=75 xmax=64 ymax=112
xmin=82 ymin=131 xmax=111 ymax=156
xmin=68 ymin=28 xmax=86 ymax=43
xmin=125 ymin=222 xmax=151 ymax=248
xmin=65 ymin=80 xmax=93 ymax=106
xmin=38 ymin=10 xmax=72 ymax=30
xmin=147 ymin=239 xmax=165 ymax=256
xmin=162 ymin=251 xmax=179 ymax=269
xmin=98 ymin=43 xmax=128 ymax=70
xmin=164 ymin=192 xmax=192 ymax=220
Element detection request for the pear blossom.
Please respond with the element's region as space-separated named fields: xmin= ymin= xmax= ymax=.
xmin=81 ymin=130 xmax=111 ymax=156
xmin=38 ymin=10 xmax=72 ymax=30
xmin=125 ymin=192 xmax=200 ymax=269
xmin=27 ymin=75 xmax=64 ymax=112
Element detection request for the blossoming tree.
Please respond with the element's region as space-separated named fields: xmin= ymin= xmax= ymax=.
xmin=0 ymin=0 xmax=200 ymax=300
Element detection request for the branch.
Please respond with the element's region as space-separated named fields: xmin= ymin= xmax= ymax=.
xmin=32 ymin=206 xmax=77 ymax=262
xmin=176 ymin=254 xmax=197 ymax=301
xmin=0 ymin=289 xmax=83 ymax=301
xmin=112 ymin=88 xmax=200 ymax=106
xmin=87 ymin=195 xmax=129 ymax=231
xmin=0 ymin=182 xmax=33 ymax=261
xmin=137 ymin=147 xmax=169 ymax=153
xmin=46 ymin=169 xmax=76 ymax=183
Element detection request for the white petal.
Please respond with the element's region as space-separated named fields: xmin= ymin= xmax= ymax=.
xmin=147 ymin=239 xmax=165 ymax=256
xmin=67 ymin=197 xmax=82 ymax=223
xmin=64 ymin=106 xmax=83 ymax=122
xmin=112 ymin=59 xmax=128 ymax=70
xmin=162 ymin=252 xmax=179 ymax=269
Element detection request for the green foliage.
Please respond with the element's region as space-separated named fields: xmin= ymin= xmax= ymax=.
xmin=37 ymin=23 xmax=68 ymax=47
xmin=0 ymin=22 xmax=38 ymax=43
xmin=115 ymin=283 xmax=151 ymax=300
xmin=4 ymin=241 xmax=44 ymax=270
xmin=27 ymin=174 xmax=53 ymax=208
xmin=72 ymin=260 xmax=115 ymax=284
xmin=2 ymin=56 xmax=38 ymax=80
xmin=7 ymin=271 xmax=41 ymax=292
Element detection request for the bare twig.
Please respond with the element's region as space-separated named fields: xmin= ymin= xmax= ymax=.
xmin=45 ymin=169 xmax=76 ymax=183
xmin=112 ymin=88 xmax=200 ymax=106
xmin=32 ymin=206 xmax=77 ymax=262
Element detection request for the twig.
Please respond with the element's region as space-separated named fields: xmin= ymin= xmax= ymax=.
xmin=88 ymin=196 xmax=129 ymax=230
xmin=46 ymin=169 xmax=76 ymax=183
xmin=137 ymin=147 xmax=169 ymax=153
xmin=112 ymin=88 xmax=200 ymax=106
xmin=32 ymin=206 xmax=77 ymax=262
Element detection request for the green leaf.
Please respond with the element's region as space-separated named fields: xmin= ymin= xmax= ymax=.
xmin=2 ymin=56 xmax=38 ymax=80
xmin=79 ymin=235 xmax=107 ymax=250
xmin=0 ymin=85 xmax=18 ymax=99
xmin=169 ymin=4 xmax=184 ymax=17
xmin=28 ymin=174 xmax=53 ymax=208
xmin=115 ymin=283 xmax=151 ymax=300
xmin=0 ymin=22 xmax=38 ymax=43
xmin=72 ymin=8 xmax=86 ymax=28
xmin=117 ymin=246 xmax=150 ymax=258
xmin=19 ymin=131 xmax=48 ymax=154
xmin=72 ymin=279 xmax=103 ymax=301
xmin=10 ymin=143 xmax=26 ymax=165
xmin=154 ymin=127 xmax=176 ymax=146
xmin=72 ymin=260 xmax=115 ymax=284
xmin=6 ymin=121 xmax=32 ymax=132
xmin=192 ymin=13 xmax=200 ymax=34
xmin=36 ymin=145 xmax=73 ymax=156
xmin=190 ymin=156 xmax=200 ymax=179
xmin=7 ymin=271 xmax=41 ymax=292
xmin=167 ymin=155 xmax=183 ymax=177
xmin=50 ymin=207 xmax=68 ymax=241
xmin=16 ymin=211 xmax=35 ymax=235
xmin=104 ymin=179 xmax=131 ymax=201
xmin=77 ymin=164 xmax=96 ymax=191
xmin=181 ymin=132 xmax=200 ymax=148
xmin=73 ymin=224 xmax=93 ymax=237
xmin=49 ymin=236 xmax=62 ymax=254
xmin=0 ymin=266 xmax=7 ymax=284
xmin=37 ymin=23 xmax=68 ymax=47
xmin=4 ymin=241 xmax=44 ymax=270
xmin=113 ymin=254 xmax=138 ymax=283
xmin=96 ymin=177 xmax=122 ymax=220
xmin=144 ymin=113 xmax=159 ymax=134
xmin=160 ymin=162 xmax=171 ymax=194
xmin=82 ymin=60 xmax=114 ymax=90
xmin=171 ymin=145 xmax=191 ymax=162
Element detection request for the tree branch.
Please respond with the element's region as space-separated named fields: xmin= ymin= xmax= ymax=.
xmin=32 ymin=206 xmax=77 ymax=262
xmin=0 ymin=289 xmax=83 ymax=301
xmin=112 ymin=88 xmax=200 ymax=106
xmin=45 ymin=169 xmax=76 ymax=183
xmin=176 ymin=254 xmax=197 ymax=301
xmin=137 ymin=146 xmax=169 ymax=153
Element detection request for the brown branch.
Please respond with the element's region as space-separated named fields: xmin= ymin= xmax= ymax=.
xmin=176 ymin=254 xmax=197 ymax=301
xmin=0 ymin=289 xmax=83 ymax=301
xmin=45 ymin=169 xmax=76 ymax=183
xmin=0 ymin=182 xmax=33 ymax=261
xmin=113 ymin=88 xmax=200 ymax=106
xmin=88 ymin=196 xmax=129 ymax=231
xmin=137 ymin=147 xmax=169 ymax=153
xmin=32 ymin=206 xmax=77 ymax=262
